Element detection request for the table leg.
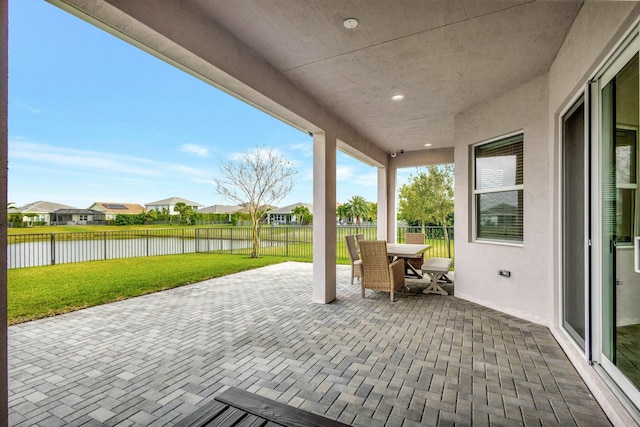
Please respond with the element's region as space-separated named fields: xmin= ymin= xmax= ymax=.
xmin=403 ymin=258 xmax=423 ymax=278
xmin=422 ymin=272 xmax=448 ymax=295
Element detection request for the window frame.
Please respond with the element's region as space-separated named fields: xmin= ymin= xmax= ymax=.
xmin=472 ymin=131 xmax=524 ymax=245
xmin=614 ymin=125 xmax=639 ymax=246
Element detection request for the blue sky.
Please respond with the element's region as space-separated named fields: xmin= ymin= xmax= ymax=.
xmin=8 ymin=1 xmax=405 ymax=210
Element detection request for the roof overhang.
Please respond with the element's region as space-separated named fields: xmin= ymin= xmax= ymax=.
xmin=50 ymin=0 xmax=582 ymax=161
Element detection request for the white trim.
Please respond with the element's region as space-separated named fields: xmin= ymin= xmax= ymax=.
xmin=557 ymin=87 xmax=591 ymax=359
xmin=599 ymin=358 xmax=640 ymax=416
xmin=591 ymin=72 xmax=604 ymax=372
xmin=597 ymin=23 xmax=640 ymax=85
xmin=474 ymin=184 xmax=524 ymax=195
xmin=472 ymin=239 xmax=523 ymax=248
xmin=617 ymin=184 xmax=638 ymax=190
xmin=469 ymin=129 xmax=525 ymax=149
xmin=473 ymin=184 xmax=524 ymax=194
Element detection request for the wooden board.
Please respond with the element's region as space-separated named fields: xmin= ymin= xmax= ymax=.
xmin=215 ymin=387 xmax=351 ymax=427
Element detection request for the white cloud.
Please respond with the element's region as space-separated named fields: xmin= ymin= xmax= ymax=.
xmin=290 ymin=141 xmax=313 ymax=157
xmin=17 ymin=103 xmax=43 ymax=114
xmin=193 ymin=178 xmax=215 ymax=185
xmin=352 ymin=172 xmax=379 ymax=188
xmin=336 ymin=165 xmax=355 ymax=181
xmin=9 ymin=140 xmax=212 ymax=182
xmin=180 ymin=143 xmax=210 ymax=157
xmin=10 ymin=141 xmax=160 ymax=176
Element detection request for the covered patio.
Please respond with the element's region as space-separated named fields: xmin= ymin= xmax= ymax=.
xmin=9 ymin=264 xmax=609 ymax=426
xmin=2 ymin=1 xmax=640 ymax=425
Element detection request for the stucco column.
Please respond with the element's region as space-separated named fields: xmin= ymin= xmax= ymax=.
xmin=312 ymin=132 xmax=337 ymax=303
xmin=386 ymin=164 xmax=397 ymax=242
xmin=377 ymin=167 xmax=387 ymax=240
xmin=0 ymin=0 xmax=8 ymax=422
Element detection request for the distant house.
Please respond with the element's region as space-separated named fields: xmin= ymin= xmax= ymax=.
xmin=267 ymin=202 xmax=312 ymax=225
xmin=88 ymin=202 xmax=146 ymax=220
xmin=51 ymin=209 xmax=106 ymax=225
xmin=145 ymin=197 xmax=204 ymax=215
xmin=15 ymin=201 xmax=76 ymax=225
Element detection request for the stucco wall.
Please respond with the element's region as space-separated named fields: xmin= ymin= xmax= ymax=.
xmin=454 ymin=74 xmax=550 ymax=325
xmin=452 ymin=1 xmax=640 ymax=328
xmin=548 ymin=2 xmax=639 ymax=111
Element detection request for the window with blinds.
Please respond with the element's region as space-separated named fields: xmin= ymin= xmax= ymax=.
xmin=474 ymin=133 xmax=524 ymax=243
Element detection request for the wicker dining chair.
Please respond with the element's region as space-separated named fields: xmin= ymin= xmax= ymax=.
xmin=345 ymin=235 xmax=362 ymax=285
xmin=355 ymin=233 xmax=365 ymax=244
xmin=405 ymin=232 xmax=426 ymax=270
xmin=359 ymin=240 xmax=405 ymax=302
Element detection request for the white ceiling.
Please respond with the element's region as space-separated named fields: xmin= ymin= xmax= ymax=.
xmin=187 ymin=0 xmax=583 ymax=152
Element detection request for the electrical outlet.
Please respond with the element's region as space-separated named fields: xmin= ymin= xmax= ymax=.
xmin=499 ymin=270 xmax=511 ymax=278
xmin=616 ymin=280 xmax=623 ymax=286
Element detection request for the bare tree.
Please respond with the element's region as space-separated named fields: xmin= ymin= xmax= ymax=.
xmin=215 ymin=146 xmax=298 ymax=258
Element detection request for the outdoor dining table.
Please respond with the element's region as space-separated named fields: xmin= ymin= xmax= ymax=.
xmin=386 ymin=243 xmax=431 ymax=278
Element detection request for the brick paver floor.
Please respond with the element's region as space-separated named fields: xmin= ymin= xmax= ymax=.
xmin=9 ymin=262 xmax=611 ymax=426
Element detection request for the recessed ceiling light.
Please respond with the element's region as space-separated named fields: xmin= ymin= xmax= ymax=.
xmin=343 ymin=18 xmax=359 ymax=29
xmin=391 ymin=94 xmax=405 ymax=101
xmin=424 ymin=143 xmax=432 ymax=147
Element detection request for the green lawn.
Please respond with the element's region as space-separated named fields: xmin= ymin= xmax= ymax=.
xmin=8 ymin=253 xmax=292 ymax=325
xmin=7 ymin=225 xmax=454 ymax=324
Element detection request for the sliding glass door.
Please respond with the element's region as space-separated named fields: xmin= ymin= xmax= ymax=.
xmin=598 ymin=47 xmax=640 ymax=401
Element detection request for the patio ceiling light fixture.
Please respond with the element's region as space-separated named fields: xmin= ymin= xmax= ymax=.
xmin=391 ymin=94 xmax=405 ymax=101
xmin=424 ymin=143 xmax=432 ymax=147
xmin=343 ymin=18 xmax=359 ymax=29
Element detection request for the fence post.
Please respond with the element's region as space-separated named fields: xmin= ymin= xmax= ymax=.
xmin=286 ymin=226 xmax=289 ymax=257
xmin=182 ymin=229 xmax=185 ymax=254
xmin=195 ymin=228 xmax=199 ymax=253
xmin=50 ymin=234 xmax=56 ymax=265
xmin=230 ymin=228 xmax=233 ymax=254
xmin=104 ymin=231 xmax=107 ymax=260
xmin=146 ymin=230 xmax=149 ymax=257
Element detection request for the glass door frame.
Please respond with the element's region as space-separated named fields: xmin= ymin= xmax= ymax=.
xmin=590 ymin=26 xmax=640 ymax=410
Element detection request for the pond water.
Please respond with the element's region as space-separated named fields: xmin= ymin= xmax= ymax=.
xmin=7 ymin=237 xmax=259 ymax=268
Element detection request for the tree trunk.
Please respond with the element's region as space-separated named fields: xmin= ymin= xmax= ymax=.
xmin=251 ymin=221 xmax=261 ymax=258
xmin=442 ymin=222 xmax=451 ymax=258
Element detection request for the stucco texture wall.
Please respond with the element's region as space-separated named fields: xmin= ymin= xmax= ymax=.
xmin=454 ymin=74 xmax=550 ymax=325
xmin=548 ymin=2 xmax=638 ymax=112
xmin=453 ymin=2 xmax=640 ymax=328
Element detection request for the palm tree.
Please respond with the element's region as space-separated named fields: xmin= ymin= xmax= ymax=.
xmin=291 ymin=205 xmax=312 ymax=225
xmin=337 ymin=203 xmax=351 ymax=224
xmin=347 ymin=196 xmax=370 ymax=226
xmin=7 ymin=202 xmax=22 ymax=227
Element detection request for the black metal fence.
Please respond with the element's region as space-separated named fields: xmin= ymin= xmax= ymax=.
xmin=7 ymin=225 xmax=454 ymax=269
